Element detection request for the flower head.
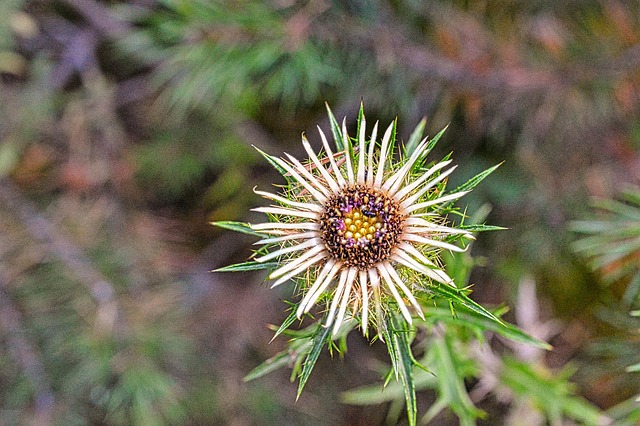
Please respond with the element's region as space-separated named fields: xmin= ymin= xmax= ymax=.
xmin=251 ymin=107 xmax=473 ymax=337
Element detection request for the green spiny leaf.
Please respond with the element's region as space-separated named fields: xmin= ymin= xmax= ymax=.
xmin=382 ymin=322 xmax=400 ymax=382
xmin=253 ymin=146 xmax=289 ymax=178
xmin=342 ymin=116 xmax=355 ymax=165
xmin=356 ymin=101 xmax=365 ymax=143
xmin=425 ymin=306 xmax=551 ymax=349
xmin=387 ymin=118 xmax=398 ymax=163
xmin=458 ymin=224 xmax=507 ymax=232
xmin=500 ymin=357 xmax=606 ymax=425
xmin=404 ymin=118 xmax=426 ymax=158
xmin=453 ymin=162 xmax=502 ymax=194
xmin=416 ymin=124 xmax=449 ymax=171
xmin=427 ymin=124 xmax=448 ymax=151
xmin=424 ymin=333 xmax=484 ymax=424
xmin=325 ymin=102 xmax=344 ymax=151
xmin=210 ymin=221 xmax=265 ymax=237
xmin=391 ymin=315 xmax=418 ymax=426
xmin=213 ymin=261 xmax=278 ymax=272
xmin=271 ymin=308 xmax=300 ymax=341
xmin=297 ymin=321 xmax=332 ymax=399
xmin=427 ymin=284 xmax=504 ymax=326
xmin=244 ymin=350 xmax=293 ymax=382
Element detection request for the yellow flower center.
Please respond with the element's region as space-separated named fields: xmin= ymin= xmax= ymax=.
xmin=342 ymin=208 xmax=383 ymax=241
xmin=320 ymin=185 xmax=405 ymax=269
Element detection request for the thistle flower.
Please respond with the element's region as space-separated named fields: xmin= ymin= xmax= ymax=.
xmin=249 ymin=106 xmax=474 ymax=337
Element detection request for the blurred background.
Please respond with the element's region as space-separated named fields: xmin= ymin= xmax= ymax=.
xmin=1 ymin=0 xmax=640 ymax=424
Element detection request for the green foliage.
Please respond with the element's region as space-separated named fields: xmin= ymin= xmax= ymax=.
xmin=240 ymin=112 xmax=552 ymax=426
xmin=342 ymin=298 xmax=603 ymax=426
xmin=211 ymin=220 xmax=264 ymax=237
xmin=243 ymin=317 xmax=337 ymax=394
xmin=133 ymin=123 xmax=257 ymax=204
xmin=4 ymin=0 xmax=640 ymax=424
xmin=334 ymin=196 xmax=601 ymax=425
xmin=117 ymin=0 xmax=338 ymax=118
xmin=607 ymin=396 xmax=640 ymax=426
xmin=423 ymin=332 xmax=484 ymax=425
xmin=326 ymin=103 xmax=346 ymax=151
xmin=6 ymin=251 xmax=188 ymax=425
xmin=572 ymin=187 xmax=640 ymax=302
xmin=0 ymin=194 xmax=189 ymax=425
xmin=381 ymin=315 xmax=421 ymax=426
xmin=499 ymin=357 xmax=606 ymax=426
xmin=570 ymin=187 xmax=640 ymax=421
xmin=296 ymin=318 xmax=333 ymax=399
xmin=213 ymin=261 xmax=277 ymax=272
xmin=452 ymin=163 xmax=503 ymax=195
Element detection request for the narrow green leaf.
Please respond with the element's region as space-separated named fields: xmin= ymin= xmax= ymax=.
xmin=253 ymin=146 xmax=289 ymax=178
xmin=621 ymin=186 xmax=640 ymax=206
xmin=453 ymin=162 xmax=502 ymax=194
xmin=575 ymin=238 xmax=640 ymax=261
xmin=244 ymin=350 xmax=293 ymax=382
xmin=382 ymin=322 xmax=400 ymax=382
xmin=500 ymin=357 xmax=606 ymax=425
xmin=561 ymin=395 xmax=612 ymax=426
xmin=571 ymin=220 xmax=640 ymax=242
xmin=591 ymin=198 xmax=640 ymax=220
xmin=343 ymin=382 xmax=404 ymax=405
xmin=272 ymin=308 xmax=300 ymax=341
xmin=570 ymin=220 xmax=640 ymax=234
xmin=425 ymin=306 xmax=551 ymax=349
xmin=342 ymin=371 xmax=437 ymax=405
xmin=427 ymin=124 xmax=448 ymax=149
xmin=344 ymin=118 xmax=355 ymax=163
xmin=416 ymin=124 xmax=448 ymax=167
xmin=325 ymin=102 xmax=344 ymax=151
xmin=391 ymin=316 xmax=417 ymax=426
xmin=356 ymin=101 xmax=365 ymax=143
xmin=213 ymin=261 xmax=278 ymax=272
xmin=383 ymin=366 xmax=395 ymax=387
xmin=210 ymin=220 xmax=265 ymax=237
xmin=459 ymin=224 xmax=508 ymax=232
xmin=427 ymin=284 xmax=504 ymax=326
xmin=297 ymin=322 xmax=332 ymax=399
xmin=404 ymin=118 xmax=426 ymax=158
xmin=622 ymin=274 xmax=640 ymax=308
xmin=606 ymin=396 xmax=640 ymax=424
xmin=426 ymin=334 xmax=484 ymax=424
xmin=387 ymin=118 xmax=398 ymax=163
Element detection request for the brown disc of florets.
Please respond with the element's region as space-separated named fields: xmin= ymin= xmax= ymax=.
xmin=320 ymin=185 xmax=406 ymax=269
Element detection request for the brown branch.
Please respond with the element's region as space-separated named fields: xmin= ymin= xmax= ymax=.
xmin=0 ymin=179 xmax=121 ymax=333
xmin=61 ymin=0 xmax=132 ymax=38
xmin=368 ymin=23 xmax=560 ymax=93
xmin=340 ymin=7 xmax=639 ymax=97
xmin=0 ymin=281 xmax=54 ymax=425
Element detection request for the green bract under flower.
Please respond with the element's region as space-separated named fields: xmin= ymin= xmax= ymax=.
xmin=250 ymin=108 xmax=473 ymax=337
